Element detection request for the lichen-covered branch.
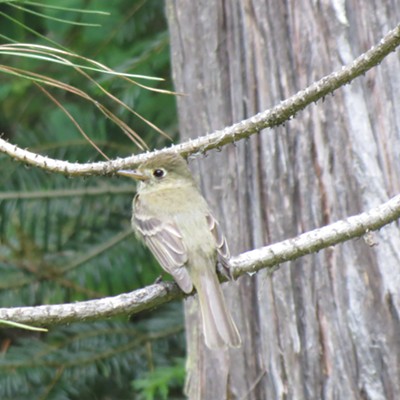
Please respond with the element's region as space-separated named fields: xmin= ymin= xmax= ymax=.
xmin=0 ymin=24 xmax=399 ymax=175
xmin=0 ymin=193 xmax=399 ymax=327
xmin=0 ymin=281 xmax=183 ymax=327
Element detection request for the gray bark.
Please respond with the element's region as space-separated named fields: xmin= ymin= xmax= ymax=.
xmin=167 ymin=1 xmax=400 ymax=399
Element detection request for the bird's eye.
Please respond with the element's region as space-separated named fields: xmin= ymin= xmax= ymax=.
xmin=153 ymin=169 xmax=165 ymax=178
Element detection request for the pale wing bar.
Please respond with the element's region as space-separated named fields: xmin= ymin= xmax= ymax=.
xmin=134 ymin=212 xmax=193 ymax=293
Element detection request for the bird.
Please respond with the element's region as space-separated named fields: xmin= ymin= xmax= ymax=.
xmin=119 ymin=152 xmax=241 ymax=349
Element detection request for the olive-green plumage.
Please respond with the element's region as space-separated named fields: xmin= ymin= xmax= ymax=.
xmin=119 ymin=153 xmax=241 ymax=349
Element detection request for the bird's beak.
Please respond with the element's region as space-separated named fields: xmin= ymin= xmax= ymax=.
xmin=118 ymin=169 xmax=148 ymax=181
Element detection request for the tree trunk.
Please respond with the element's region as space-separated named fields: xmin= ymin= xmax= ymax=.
xmin=166 ymin=1 xmax=400 ymax=399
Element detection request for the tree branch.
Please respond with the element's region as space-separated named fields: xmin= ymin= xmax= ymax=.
xmin=0 ymin=24 xmax=399 ymax=175
xmin=0 ymin=23 xmax=399 ymax=328
xmin=1 ymin=193 xmax=399 ymax=327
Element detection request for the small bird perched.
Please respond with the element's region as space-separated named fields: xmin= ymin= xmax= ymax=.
xmin=119 ymin=152 xmax=241 ymax=349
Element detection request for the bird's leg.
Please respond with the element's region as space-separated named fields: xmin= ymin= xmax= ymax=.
xmin=216 ymin=259 xmax=233 ymax=280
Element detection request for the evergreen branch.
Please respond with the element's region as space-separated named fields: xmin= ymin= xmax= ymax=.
xmin=61 ymin=228 xmax=133 ymax=274
xmin=6 ymin=257 xmax=105 ymax=297
xmin=0 ymin=193 xmax=399 ymax=326
xmin=1 ymin=325 xmax=183 ymax=369
xmin=0 ymin=185 xmax=133 ymax=200
xmin=0 ymin=24 xmax=399 ymax=174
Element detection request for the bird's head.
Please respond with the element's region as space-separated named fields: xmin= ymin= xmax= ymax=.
xmin=118 ymin=153 xmax=194 ymax=190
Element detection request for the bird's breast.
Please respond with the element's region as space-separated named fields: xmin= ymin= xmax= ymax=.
xmin=134 ymin=187 xmax=216 ymax=260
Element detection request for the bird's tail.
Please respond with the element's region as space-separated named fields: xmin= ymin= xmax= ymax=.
xmin=196 ymin=268 xmax=241 ymax=349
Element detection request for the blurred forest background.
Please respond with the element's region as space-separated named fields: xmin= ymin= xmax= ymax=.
xmin=0 ymin=1 xmax=185 ymax=399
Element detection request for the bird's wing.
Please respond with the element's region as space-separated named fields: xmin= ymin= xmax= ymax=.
xmin=133 ymin=207 xmax=193 ymax=293
xmin=206 ymin=214 xmax=232 ymax=278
